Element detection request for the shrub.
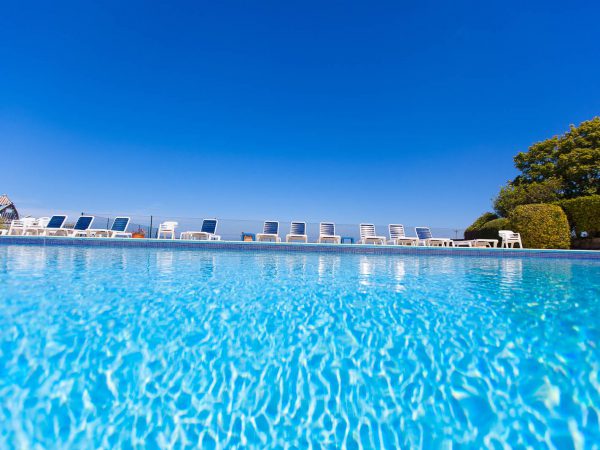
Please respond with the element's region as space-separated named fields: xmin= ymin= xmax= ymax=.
xmin=472 ymin=218 xmax=511 ymax=240
xmin=509 ymin=204 xmax=570 ymax=249
xmin=464 ymin=212 xmax=499 ymax=239
xmin=555 ymin=195 xmax=600 ymax=237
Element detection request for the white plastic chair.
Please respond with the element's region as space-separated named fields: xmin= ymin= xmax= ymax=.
xmin=359 ymin=224 xmax=386 ymax=245
xmin=318 ymin=222 xmax=341 ymax=244
xmin=286 ymin=221 xmax=308 ymax=243
xmin=157 ymin=221 xmax=178 ymax=239
xmin=388 ymin=224 xmax=419 ymax=246
xmin=499 ymin=230 xmax=523 ymax=248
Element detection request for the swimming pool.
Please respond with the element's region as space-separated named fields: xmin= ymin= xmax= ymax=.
xmin=1 ymin=244 xmax=599 ymax=448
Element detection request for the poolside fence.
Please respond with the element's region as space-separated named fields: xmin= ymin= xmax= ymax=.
xmin=80 ymin=212 xmax=467 ymax=241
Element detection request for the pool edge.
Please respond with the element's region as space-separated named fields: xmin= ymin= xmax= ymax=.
xmin=1 ymin=236 xmax=599 ymax=260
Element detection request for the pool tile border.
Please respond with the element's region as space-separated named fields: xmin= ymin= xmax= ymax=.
xmin=1 ymin=236 xmax=599 ymax=260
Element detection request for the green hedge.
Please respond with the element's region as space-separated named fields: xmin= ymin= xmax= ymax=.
xmin=464 ymin=212 xmax=499 ymax=239
xmin=509 ymin=204 xmax=570 ymax=249
xmin=556 ymin=195 xmax=600 ymax=237
xmin=471 ymin=218 xmax=511 ymax=240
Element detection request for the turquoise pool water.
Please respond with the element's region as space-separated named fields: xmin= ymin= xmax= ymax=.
xmin=0 ymin=244 xmax=599 ymax=448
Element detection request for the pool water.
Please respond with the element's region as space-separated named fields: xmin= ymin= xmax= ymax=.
xmin=1 ymin=245 xmax=599 ymax=448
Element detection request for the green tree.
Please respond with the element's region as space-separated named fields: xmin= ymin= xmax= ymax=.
xmin=513 ymin=117 xmax=600 ymax=198
xmin=493 ymin=178 xmax=563 ymax=217
xmin=492 ymin=117 xmax=600 ymax=216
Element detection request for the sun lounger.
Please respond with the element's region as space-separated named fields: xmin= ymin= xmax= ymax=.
xmin=9 ymin=217 xmax=40 ymax=235
xmin=181 ymin=219 xmax=221 ymax=240
xmin=318 ymin=222 xmax=341 ymax=244
xmin=388 ymin=224 xmax=419 ymax=246
xmin=453 ymin=239 xmax=499 ymax=248
xmin=23 ymin=217 xmax=51 ymax=235
xmin=286 ymin=221 xmax=308 ymax=243
xmin=359 ymin=223 xmax=386 ymax=245
xmin=88 ymin=217 xmax=132 ymax=238
xmin=7 ymin=219 xmax=25 ymax=235
xmin=156 ymin=221 xmax=178 ymax=239
xmin=39 ymin=215 xmax=68 ymax=236
xmin=256 ymin=221 xmax=281 ymax=242
xmin=415 ymin=227 xmax=453 ymax=247
xmin=66 ymin=216 xmax=95 ymax=237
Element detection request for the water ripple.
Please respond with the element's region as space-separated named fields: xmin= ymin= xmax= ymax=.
xmin=0 ymin=246 xmax=599 ymax=448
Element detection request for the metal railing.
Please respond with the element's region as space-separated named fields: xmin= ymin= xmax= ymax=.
xmin=80 ymin=212 xmax=466 ymax=242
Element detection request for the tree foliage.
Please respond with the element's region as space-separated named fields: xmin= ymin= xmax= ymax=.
xmin=494 ymin=117 xmax=600 ymax=215
xmin=513 ymin=117 xmax=600 ymax=197
xmin=493 ymin=178 xmax=562 ymax=217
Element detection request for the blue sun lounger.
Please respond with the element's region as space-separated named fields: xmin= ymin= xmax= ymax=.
xmin=415 ymin=227 xmax=453 ymax=247
xmin=68 ymin=216 xmax=95 ymax=237
xmin=286 ymin=221 xmax=308 ymax=243
xmin=42 ymin=215 xmax=68 ymax=236
xmin=88 ymin=217 xmax=132 ymax=238
xmin=317 ymin=222 xmax=341 ymax=244
xmin=181 ymin=219 xmax=221 ymax=240
xmin=256 ymin=221 xmax=281 ymax=242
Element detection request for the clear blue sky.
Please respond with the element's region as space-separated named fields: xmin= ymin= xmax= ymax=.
xmin=2 ymin=1 xmax=599 ymax=227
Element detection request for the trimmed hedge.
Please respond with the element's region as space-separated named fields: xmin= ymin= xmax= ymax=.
xmin=471 ymin=218 xmax=511 ymax=240
xmin=556 ymin=195 xmax=600 ymax=237
xmin=509 ymin=204 xmax=570 ymax=249
xmin=464 ymin=212 xmax=499 ymax=240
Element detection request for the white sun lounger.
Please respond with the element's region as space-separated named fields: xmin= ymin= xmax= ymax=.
xmin=388 ymin=224 xmax=419 ymax=246
xmin=10 ymin=217 xmax=43 ymax=235
xmin=415 ymin=227 xmax=453 ymax=247
xmin=286 ymin=221 xmax=308 ymax=243
xmin=453 ymin=239 xmax=499 ymax=248
xmin=23 ymin=217 xmax=51 ymax=235
xmin=256 ymin=221 xmax=281 ymax=242
xmin=8 ymin=217 xmax=45 ymax=236
xmin=359 ymin=223 xmax=386 ymax=245
xmin=318 ymin=222 xmax=341 ymax=244
xmin=181 ymin=219 xmax=221 ymax=240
